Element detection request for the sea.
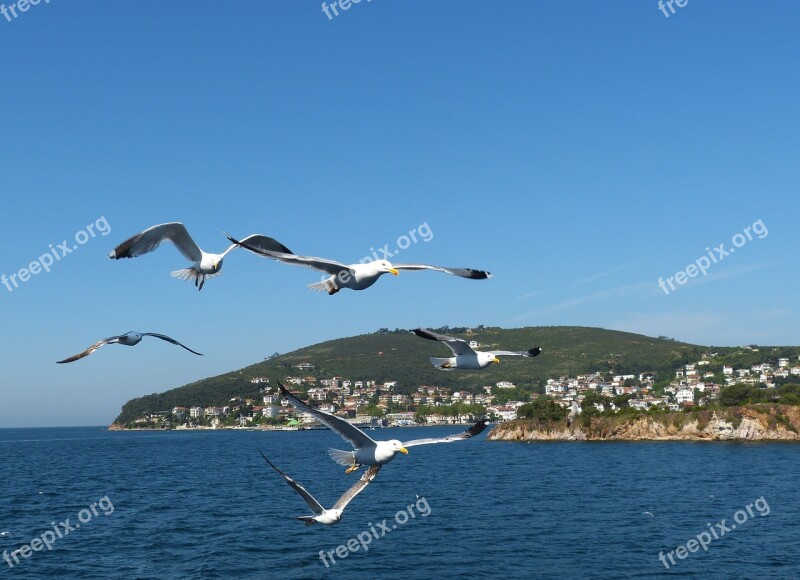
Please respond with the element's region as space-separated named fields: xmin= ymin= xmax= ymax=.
xmin=1 ymin=426 xmax=799 ymax=579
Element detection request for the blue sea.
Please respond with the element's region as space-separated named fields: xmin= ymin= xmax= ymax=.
xmin=1 ymin=426 xmax=799 ymax=579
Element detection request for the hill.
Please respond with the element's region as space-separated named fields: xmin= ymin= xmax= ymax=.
xmin=112 ymin=326 xmax=715 ymax=425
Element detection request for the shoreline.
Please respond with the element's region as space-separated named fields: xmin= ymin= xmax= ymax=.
xmin=487 ymin=405 xmax=800 ymax=442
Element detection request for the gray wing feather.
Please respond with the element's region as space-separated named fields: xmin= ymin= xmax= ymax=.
xmin=109 ymin=222 xmax=202 ymax=262
xmin=225 ymin=233 xmax=348 ymax=276
xmin=234 ymin=234 xmax=293 ymax=255
xmin=141 ymin=333 xmax=204 ymax=356
xmin=258 ymin=449 xmax=325 ymax=515
xmin=413 ymin=328 xmax=475 ymax=356
xmin=277 ymin=383 xmax=377 ymax=449
xmin=393 ymin=264 xmax=492 ymax=280
xmin=332 ymin=464 xmax=382 ymax=510
xmin=56 ymin=336 xmax=121 ymax=364
xmin=488 ymin=348 xmax=542 ymax=358
xmin=402 ymin=420 xmax=488 ymax=448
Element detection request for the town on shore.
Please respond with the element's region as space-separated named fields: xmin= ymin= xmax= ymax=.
xmin=116 ymin=348 xmax=800 ymax=431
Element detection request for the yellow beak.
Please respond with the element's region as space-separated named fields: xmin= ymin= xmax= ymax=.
xmin=399 ymin=447 xmax=408 ymax=454
xmin=389 ymin=268 xmax=399 ymax=276
xmin=492 ymin=357 xmax=500 ymax=364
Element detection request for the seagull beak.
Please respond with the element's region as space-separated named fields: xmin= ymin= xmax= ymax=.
xmin=389 ymin=268 xmax=399 ymax=276
xmin=399 ymin=447 xmax=408 ymax=455
xmin=492 ymin=357 xmax=500 ymax=364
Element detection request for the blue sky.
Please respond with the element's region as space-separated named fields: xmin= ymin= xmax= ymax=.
xmin=1 ymin=1 xmax=798 ymax=427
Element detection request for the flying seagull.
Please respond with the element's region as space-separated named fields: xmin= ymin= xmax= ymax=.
xmin=258 ymin=449 xmax=380 ymax=526
xmin=57 ymin=331 xmax=202 ymax=363
xmin=277 ymin=382 xmax=488 ymax=473
xmin=413 ymin=328 xmax=542 ymax=370
xmin=225 ymin=233 xmax=491 ymax=295
xmin=109 ymin=222 xmax=292 ymax=290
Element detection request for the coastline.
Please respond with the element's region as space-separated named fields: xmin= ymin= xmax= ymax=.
xmin=487 ymin=405 xmax=800 ymax=442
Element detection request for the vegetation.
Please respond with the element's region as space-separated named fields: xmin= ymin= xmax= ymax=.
xmin=516 ymin=398 xmax=568 ymax=421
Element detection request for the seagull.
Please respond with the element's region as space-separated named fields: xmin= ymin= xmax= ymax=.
xmin=413 ymin=328 xmax=542 ymax=370
xmin=109 ymin=222 xmax=292 ymax=290
xmin=57 ymin=331 xmax=202 ymax=363
xmin=225 ymin=233 xmax=491 ymax=295
xmin=258 ymin=449 xmax=380 ymax=526
xmin=278 ymin=382 xmax=488 ymax=473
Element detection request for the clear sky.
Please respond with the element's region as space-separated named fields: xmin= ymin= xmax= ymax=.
xmin=1 ymin=1 xmax=798 ymax=427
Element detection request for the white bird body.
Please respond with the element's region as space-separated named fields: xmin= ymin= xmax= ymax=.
xmin=414 ymin=328 xmax=542 ymax=370
xmin=314 ymin=260 xmax=399 ymax=293
xmin=110 ymin=223 xmax=291 ymax=290
xmin=278 ymin=383 xmax=487 ymax=473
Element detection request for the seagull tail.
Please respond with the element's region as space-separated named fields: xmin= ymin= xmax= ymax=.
xmin=308 ymin=278 xmax=337 ymax=294
xmin=296 ymin=516 xmax=316 ymax=526
xmin=170 ymin=268 xmax=197 ymax=281
xmin=328 ymin=448 xmax=356 ymax=467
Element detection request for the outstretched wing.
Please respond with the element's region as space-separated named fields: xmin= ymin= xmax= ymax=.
xmin=225 ymin=233 xmax=349 ymax=277
xmin=142 ymin=333 xmax=204 ymax=356
xmin=413 ymin=328 xmax=475 ymax=356
xmin=331 ymin=465 xmax=382 ymax=510
xmin=109 ymin=222 xmax=202 ymax=263
xmin=488 ymin=347 xmax=542 ymax=358
xmin=402 ymin=420 xmax=489 ymax=448
xmin=258 ymin=449 xmax=325 ymax=515
xmin=234 ymin=234 xmax=293 ymax=255
xmin=56 ymin=336 xmax=122 ymax=364
xmin=393 ymin=264 xmax=491 ymax=280
xmin=277 ymin=383 xmax=377 ymax=449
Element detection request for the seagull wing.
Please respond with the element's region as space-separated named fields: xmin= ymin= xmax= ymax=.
xmin=413 ymin=328 xmax=475 ymax=356
xmin=488 ymin=347 xmax=542 ymax=358
xmin=258 ymin=449 xmax=324 ymax=515
xmin=109 ymin=222 xmax=202 ymax=262
xmin=234 ymin=234 xmax=293 ymax=255
xmin=220 ymin=232 xmax=293 ymax=257
xmin=141 ymin=333 xmax=204 ymax=356
xmin=56 ymin=335 xmax=122 ymax=364
xmin=277 ymin=383 xmax=377 ymax=449
xmin=331 ymin=464 xmax=382 ymax=510
xmin=402 ymin=420 xmax=489 ymax=448
xmin=225 ymin=233 xmax=349 ymax=277
xmin=393 ymin=263 xmax=492 ymax=280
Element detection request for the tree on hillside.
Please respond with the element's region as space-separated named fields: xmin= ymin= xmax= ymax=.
xmin=517 ymin=398 xmax=568 ymax=422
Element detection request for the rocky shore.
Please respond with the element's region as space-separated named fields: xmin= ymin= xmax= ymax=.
xmin=487 ymin=405 xmax=800 ymax=442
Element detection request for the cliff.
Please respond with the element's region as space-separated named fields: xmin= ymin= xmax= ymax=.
xmin=487 ymin=405 xmax=800 ymax=442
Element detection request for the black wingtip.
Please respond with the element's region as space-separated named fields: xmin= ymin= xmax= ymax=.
xmin=528 ymin=347 xmax=542 ymax=357
xmin=412 ymin=328 xmax=437 ymax=341
xmin=223 ymin=231 xmax=242 ymax=246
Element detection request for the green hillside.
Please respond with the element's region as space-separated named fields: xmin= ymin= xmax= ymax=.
xmin=113 ymin=326 xmax=716 ymax=425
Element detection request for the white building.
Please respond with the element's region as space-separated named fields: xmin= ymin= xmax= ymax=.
xmin=676 ymin=388 xmax=694 ymax=404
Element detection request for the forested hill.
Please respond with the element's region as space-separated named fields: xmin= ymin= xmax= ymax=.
xmin=112 ymin=326 xmax=797 ymax=425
